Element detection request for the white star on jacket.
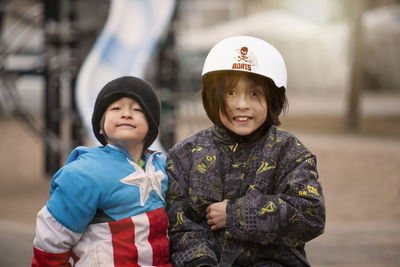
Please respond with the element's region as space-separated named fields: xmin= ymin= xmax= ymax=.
xmin=120 ymin=155 xmax=165 ymax=206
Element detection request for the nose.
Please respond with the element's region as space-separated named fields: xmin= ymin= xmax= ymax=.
xmin=234 ymin=93 xmax=250 ymax=109
xmin=121 ymin=108 xmax=133 ymax=118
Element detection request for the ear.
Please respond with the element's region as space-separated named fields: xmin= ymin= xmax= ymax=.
xmin=99 ymin=114 xmax=106 ymax=135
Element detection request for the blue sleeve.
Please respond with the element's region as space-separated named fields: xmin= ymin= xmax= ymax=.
xmin=47 ymin=162 xmax=101 ymax=233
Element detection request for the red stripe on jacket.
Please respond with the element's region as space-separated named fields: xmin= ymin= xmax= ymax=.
xmin=147 ymin=208 xmax=171 ymax=266
xmin=109 ymin=217 xmax=139 ymax=267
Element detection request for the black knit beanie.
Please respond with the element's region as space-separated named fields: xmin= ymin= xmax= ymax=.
xmin=91 ymin=76 xmax=160 ymax=149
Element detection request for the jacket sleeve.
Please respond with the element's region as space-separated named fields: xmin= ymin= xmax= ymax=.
xmin=166 ymin=150 xmax=219 ymax=267
xmin=32 ymin=161 xmax=101 ymax=266
xmin=32 ymin=206 xmax=82 ymax=267
xmin=225 ymin=136 xmax=325 ymax=248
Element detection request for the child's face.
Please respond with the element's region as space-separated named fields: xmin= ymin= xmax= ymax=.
xmin=219 ymin=76 xmax=267 ymax=136
xmin=100 ymin=97 xmax=148 ymax=147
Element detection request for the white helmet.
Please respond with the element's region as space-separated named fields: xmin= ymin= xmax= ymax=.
xmin=201 ymin=36 xmax=287 ymax=88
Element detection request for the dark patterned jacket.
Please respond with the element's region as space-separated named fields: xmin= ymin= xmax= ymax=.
xmin=166 ymin=125 xmax=325 ymax=267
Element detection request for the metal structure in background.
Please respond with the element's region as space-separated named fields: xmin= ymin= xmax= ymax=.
xmin=0 ymin=0 xmax=84 ymax=175
xmin=43 ymin=0 xmax=62 ymax=174
xmin=0 ymin=0 xmax=178 ymax=175
xmin=43 ymin=0 xmax=86 ymax=174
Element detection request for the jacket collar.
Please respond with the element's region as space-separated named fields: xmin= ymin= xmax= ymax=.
xmin=212 ymin=123 xmax=271 ymax=146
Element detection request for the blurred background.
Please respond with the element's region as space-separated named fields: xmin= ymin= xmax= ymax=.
xmin=1 ymin=0 xmax=399 ymax=266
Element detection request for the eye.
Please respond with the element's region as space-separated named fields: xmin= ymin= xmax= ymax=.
xmin=249 ymin=89 xmax=262 ymax=97
xmin=132 ymin=105 xmax=143 ymax=112
xmin=250 ymin=91 xmax=258 ymax=96
xmin=225 ymin=89 xmax=236 ymax=96
xmin=111 ymin=106 xmax=121 ymax=111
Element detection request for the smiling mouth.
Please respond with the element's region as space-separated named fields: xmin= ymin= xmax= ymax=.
xmin=233 ymin=116 xmax=251 ymax=122
xmin=117 ymin=124 xmax=135 ymax=128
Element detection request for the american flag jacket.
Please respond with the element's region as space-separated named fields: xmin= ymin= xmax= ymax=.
xmin=32 ymin=144 xmax=171 ymax=267
xmin=166 ymin=125 xmax=325 ymax=267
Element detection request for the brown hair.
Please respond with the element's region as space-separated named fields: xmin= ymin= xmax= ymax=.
xmin=201 ymin=71 xmax=287 ymax=127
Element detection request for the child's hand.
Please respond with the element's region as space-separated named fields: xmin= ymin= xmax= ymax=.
xmin=206 ymin=199 xmax=228 ymax=231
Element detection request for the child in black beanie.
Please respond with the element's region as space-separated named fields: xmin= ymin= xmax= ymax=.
xmin=32 ymin=76 xmax=171 ymax=267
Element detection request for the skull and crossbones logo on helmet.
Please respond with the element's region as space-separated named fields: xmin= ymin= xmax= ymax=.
xmin=238 ymin=47 xmax=249 ymax=62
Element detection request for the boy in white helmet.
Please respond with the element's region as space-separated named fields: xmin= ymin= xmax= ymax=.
xmin=166 ymin=36 xmax=325 ymax=266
